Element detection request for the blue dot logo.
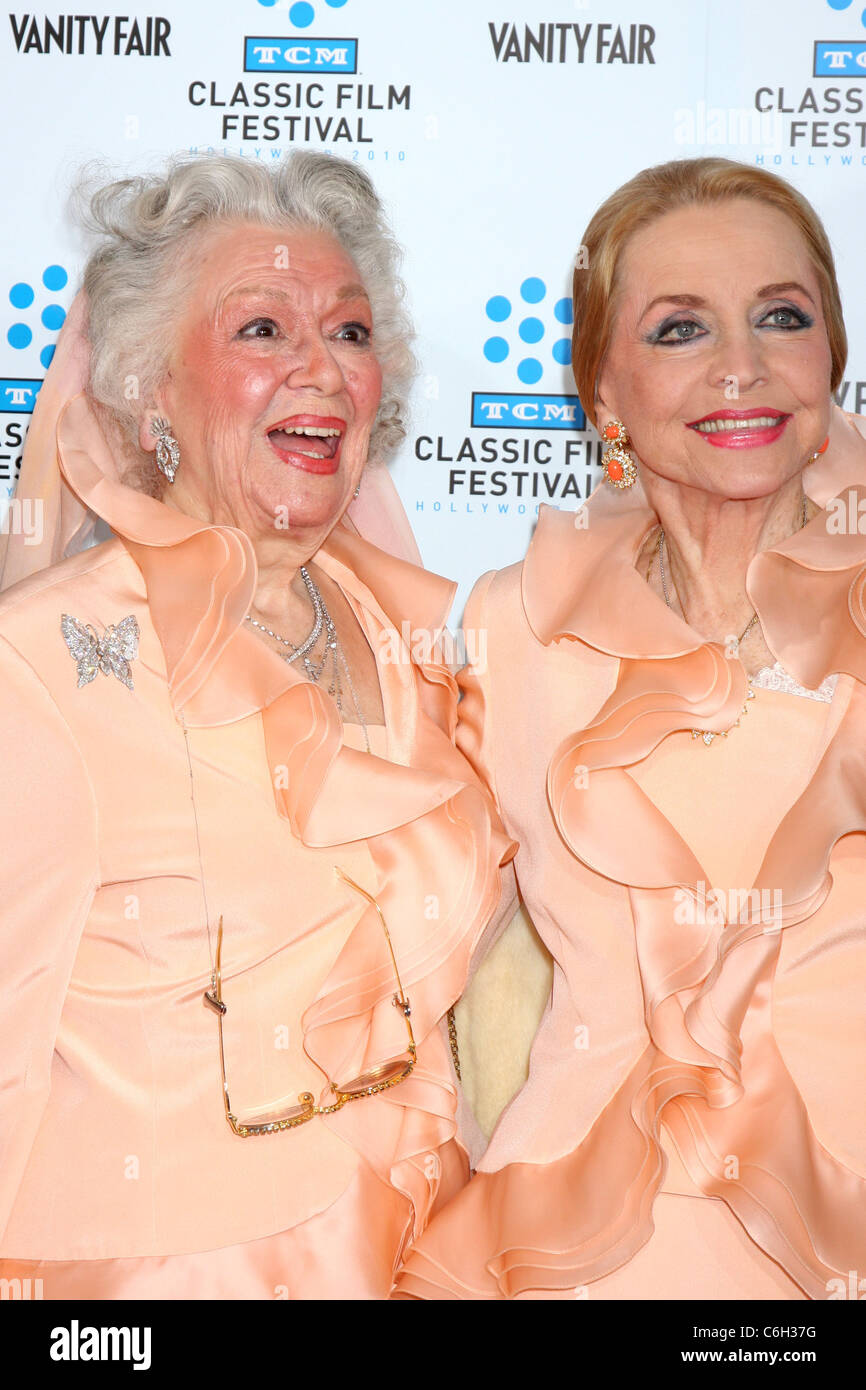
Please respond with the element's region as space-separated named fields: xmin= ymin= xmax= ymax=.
xmin=824 ymin=0 xmax=866 ymax=25
xmin=517 ymin=359 xmax=543 ymax=386
xmin=485 ymin=295 xmax=511 ymax=323
xmin=41 ymin=304 xmax=66 ymax=332
xmin=6 ymin=264 xmax=69 ymax=360
xmin=520 ymin=277 xmax=546 ymax=304
xmin=483 ymin=275 xmax=573 ymax=382
xmin=7 ymin=323 xmax=32 ymax=350
xmin=484 ymin=337 xmax=509 ymax=364
xmin=268 ymin=0 xmax=350 ymax=24
xmin=9 ymin=283 xmax=34 ymax=309
xmin=43 ymin=265 xmax=68 ymax=291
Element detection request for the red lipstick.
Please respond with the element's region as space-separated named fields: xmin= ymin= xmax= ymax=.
xmin=687 ymin=408 xmax=791 ymax=450
xmin=266 ymin=414 xmax=346 ymax=475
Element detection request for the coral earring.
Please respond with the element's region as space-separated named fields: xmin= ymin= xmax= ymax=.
xmin=600 ymin=419 xmax=637 ymax=489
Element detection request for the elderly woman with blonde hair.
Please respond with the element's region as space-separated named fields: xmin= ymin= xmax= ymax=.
xmin=0 ymin=150 xmax=512 ymax=1299
xmin=396 ymin=157 xmax=866 ymax=1300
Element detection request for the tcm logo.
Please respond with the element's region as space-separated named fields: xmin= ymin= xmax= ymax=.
xmin=471 ymin=393 xmax=585 ymax=431
xmin=813 ymin=41 xmax=866 ymax=74
xmin=245 ymin=37 xmax=357 ymax=71
xmin=813 ymin=0 xmax=866 ymax=73
xmin=477 ymin=274 xmax=583 ymax=429
xmin=0 ymin=379 xmax=42 ymax=413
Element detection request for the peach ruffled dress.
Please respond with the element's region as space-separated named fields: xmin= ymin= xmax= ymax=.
xmin=0 ymin=394 xmax=514 ymax=1299
xmin=394 ymin=463 xmax=866 ymax=1301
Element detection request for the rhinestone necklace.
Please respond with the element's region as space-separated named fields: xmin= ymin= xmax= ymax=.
xmin=246 ymin=566 xmax=370 ymax=754
xmin=656 ymin=492 xmax=807 ymax=746
xmin=246 ymin=566 xmax=323 ymax=662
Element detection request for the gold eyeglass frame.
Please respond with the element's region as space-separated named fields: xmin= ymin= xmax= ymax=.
xmin=203 ymin=868 xmax=417 ymax=1137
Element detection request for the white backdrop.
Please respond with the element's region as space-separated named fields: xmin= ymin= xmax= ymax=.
xmin=2 ymin=0 xmax=865 ymax=615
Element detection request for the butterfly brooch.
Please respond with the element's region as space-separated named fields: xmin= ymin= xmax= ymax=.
xmin=60 ymin=614 xmax=140 ymax=691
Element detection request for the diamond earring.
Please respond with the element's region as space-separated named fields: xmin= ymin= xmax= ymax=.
xmin=150 ymin=417 xmax=180 ymax=484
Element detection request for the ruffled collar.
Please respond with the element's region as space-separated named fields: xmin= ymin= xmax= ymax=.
xmin=522 ymin=452 xmax=866 ymax=690
xmin=56 ymin=392 xmax=467 ymax=846
xmin=57 ymin=393 xmax=454 ymax=724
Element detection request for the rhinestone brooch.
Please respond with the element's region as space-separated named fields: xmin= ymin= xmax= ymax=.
xmin=61 ymin=613 xmax=140 ymax=691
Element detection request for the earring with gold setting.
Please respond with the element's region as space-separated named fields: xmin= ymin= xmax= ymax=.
xmin=808 ymin=435 xmax=830 ymax=464
xmin=601 ymin=419 xmax=637 ymax=489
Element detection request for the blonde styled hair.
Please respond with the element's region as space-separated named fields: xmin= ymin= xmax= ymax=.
xmin=572 ymin=157 xmax=846 ymax=427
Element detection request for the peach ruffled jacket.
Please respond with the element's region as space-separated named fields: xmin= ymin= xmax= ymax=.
xmin=395 ymin=442 xmax=866 ymax=1301
xmin=0 ymin=394 xmax=515 ymax=1298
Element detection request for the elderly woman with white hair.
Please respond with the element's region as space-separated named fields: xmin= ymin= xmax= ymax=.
xmin=0 ymin=150 xmax=513 ymax=1299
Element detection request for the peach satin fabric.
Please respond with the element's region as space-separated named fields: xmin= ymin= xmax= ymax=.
xmin=0 ymin=396 xmax=514 ymax=1297
xmin=395 ymin=461 xmax=866 ymax=1300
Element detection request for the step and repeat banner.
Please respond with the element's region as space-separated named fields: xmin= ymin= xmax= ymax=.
xmin=2 ymin=0 xmax=865 ymax=613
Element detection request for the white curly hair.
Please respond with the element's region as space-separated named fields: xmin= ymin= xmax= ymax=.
xmin=73 ymin=149 xmax=416 ymax=493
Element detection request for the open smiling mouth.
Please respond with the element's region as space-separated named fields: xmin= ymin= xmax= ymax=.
xmin=267 ymin=418 xmax=346 ymax=475
xmin=687 ymin=410 xmax=791 ymax=448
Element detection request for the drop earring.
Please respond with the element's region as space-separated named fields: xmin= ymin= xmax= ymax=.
xmin=808 ymin=435 xmax=830 ymax=464
xmin=601 ymin=419 xmax=637 ymax=489
xmin=150 ymin=417 xmax=180 ymax=484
